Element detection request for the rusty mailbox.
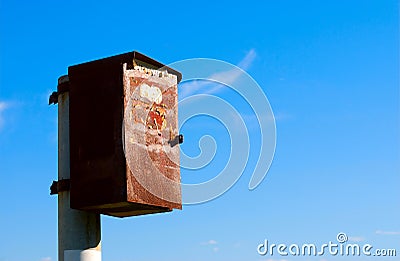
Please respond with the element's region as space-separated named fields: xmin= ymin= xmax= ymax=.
xmin=66 ymin=51 xmax=182 ymax=217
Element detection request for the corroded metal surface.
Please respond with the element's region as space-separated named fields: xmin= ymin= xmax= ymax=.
xmin=123 ymin=63 xmax=181 ymax=210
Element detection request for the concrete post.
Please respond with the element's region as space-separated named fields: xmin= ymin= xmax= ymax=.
xmin=58 ymin=75 xmax=102 ymax=261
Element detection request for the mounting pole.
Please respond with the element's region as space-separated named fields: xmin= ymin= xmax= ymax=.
xmin=57 ymin=75 xmax=102 ymax=261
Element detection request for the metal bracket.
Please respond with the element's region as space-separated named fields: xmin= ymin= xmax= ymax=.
xmin=168 ymin=134 xmax=184 ymax=147
xmin=48 ymin=91 xmax=59 ymax=105
xmin=50 ymin=179 xmax=71 ymax=195
xmin=49 ymin=75 xmax=70 ymax=105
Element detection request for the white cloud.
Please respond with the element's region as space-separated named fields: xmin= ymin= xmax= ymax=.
xmin=208 ymin=48 xmax=256 ymax=86
xmin=238 ymin=49 xmax=257 ymax=70
xmin=200 ymin=239 xmax=219 ymax=253
xmin=40 ymin=257 xmax=51 ymax=261
xmin=180 ymin=49 xmax=257 ymax=98
xmin=201 ymin=239 xmax=218 ymax=245
xmin=0 ymin=101 xmax=9 ymax=130
xmin=376 ymin=230 xmax=400 ymax=235
xmin=0 ymin=102 xmax=7 ymax=110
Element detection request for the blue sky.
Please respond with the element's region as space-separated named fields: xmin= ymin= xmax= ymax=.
xmin=0 ymin=1 xmax=399 ymax=261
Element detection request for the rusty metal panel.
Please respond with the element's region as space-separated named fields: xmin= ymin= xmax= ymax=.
xmin=67 ymin=51 xmax=181 ymax=217
xmin=123 ymin=63 xmax=181 ymax=211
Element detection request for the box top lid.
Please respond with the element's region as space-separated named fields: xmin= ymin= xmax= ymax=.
xmin=68 ymin=51 xmax=182 ymax=83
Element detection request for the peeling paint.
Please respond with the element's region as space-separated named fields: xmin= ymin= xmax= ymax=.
xmin=139 ymin=83 xmax=162 ymax=104
xmin=123 ymin=61 xmax=181 ymax=209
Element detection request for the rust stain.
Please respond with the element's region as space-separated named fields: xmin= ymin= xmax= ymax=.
xmin=124 ymin=62 xmax=181 ymax=210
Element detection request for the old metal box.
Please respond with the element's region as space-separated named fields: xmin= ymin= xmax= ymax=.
xmin=68 ymin=51 xmax=182 ymax=217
